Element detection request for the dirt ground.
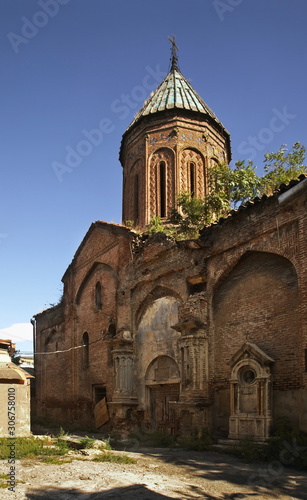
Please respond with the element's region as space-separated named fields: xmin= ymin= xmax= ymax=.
xmin=1 ymin=444 xmax=307 ymax=500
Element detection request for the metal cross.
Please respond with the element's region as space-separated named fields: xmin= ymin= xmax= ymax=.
xmin=168 ymin=34 xmax=179 ymax=69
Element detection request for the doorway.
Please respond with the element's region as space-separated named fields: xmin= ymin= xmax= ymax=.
xmin=150 ymin=383 xmax=179 ymax=433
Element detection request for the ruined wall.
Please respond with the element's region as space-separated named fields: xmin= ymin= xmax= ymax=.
xmin=201 ymin=185 xmax=307 ymax=435
xmin=35 ymin=223 xmax=133 ymax=428
xmin=35 ymin=180 xmax=307 ymax=437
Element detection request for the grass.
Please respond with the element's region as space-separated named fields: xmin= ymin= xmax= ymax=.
xmin=0 ymin=474 xmax=9 ymax=489
xmin=104 ymin=436 xmax=112 ymax=450
xmin=0 ymin=473 xmax=25 ymax=488
xmin=0 ymin=432 xmax=134 ymax=467
xmin=41 ymin=456 xmax=72 ymax=465
xmin=0 ymin=435 xmax=70 ymax=460
xmin=92 ymin=451 xmax=136 ymax=464
xmin=78 ymin=436 xmax=96 ymax=449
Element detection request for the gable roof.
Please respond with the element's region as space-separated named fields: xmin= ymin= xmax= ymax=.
xmin=61 ymin=221 xmax=133 ymax=282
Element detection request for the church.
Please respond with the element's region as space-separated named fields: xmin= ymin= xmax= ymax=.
xmin=33 ymin=42 xmax=307 ymax=441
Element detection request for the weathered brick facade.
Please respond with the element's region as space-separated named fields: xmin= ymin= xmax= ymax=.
xmin=33 ymin=57 xmax=307 ymax=440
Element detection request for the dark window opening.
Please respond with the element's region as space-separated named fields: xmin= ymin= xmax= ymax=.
xmin=188 ymin=281 xmax=206 ymax=295
xmin=93 ymin=385 xmax=107 ymax=404
xmin=82 ymin=332 xmax=89 ymax=369
xmin=190 ymin=162 xmax=195 ymax=197
xmin=108 ymin=323 xmax=116 ymax=337
xmin=305 ymin=349 xmax=307 ymax=372
xmin=95 ymin=282 xmax=102 ymax=310
xmin=159 ymin=161 xmax=166 ymax=218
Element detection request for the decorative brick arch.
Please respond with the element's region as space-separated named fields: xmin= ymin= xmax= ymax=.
xmin=149 ymin=148 xmax=175 ymax=219
xmin=179 ymin=148 xmax=206 ymax=197
xmin=126 ymin=158 xmax=144 ymax=226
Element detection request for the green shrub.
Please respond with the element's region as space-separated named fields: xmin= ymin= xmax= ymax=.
xmin=104 ymin=436 xmax=112 ymax=450
xmin=78 ymin=436 xmax=95 ymax=449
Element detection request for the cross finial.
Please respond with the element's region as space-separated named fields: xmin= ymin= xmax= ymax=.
xmin=168 ymin=34 xmax=179 ymax=70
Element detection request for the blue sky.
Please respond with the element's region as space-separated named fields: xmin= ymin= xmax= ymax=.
xmin=1 ymin=0 xmax=306 ymax=352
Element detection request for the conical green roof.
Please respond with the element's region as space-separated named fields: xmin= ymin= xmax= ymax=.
xmin=125 ymin=65 xmax=229 ymax=135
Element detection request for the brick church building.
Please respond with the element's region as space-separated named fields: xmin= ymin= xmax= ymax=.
xmin=33 ymin=45 xmax=307 ymax=440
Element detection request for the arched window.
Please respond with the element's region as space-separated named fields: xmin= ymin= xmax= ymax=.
xmin=159 ymin=161 xmax=166 ymax=218
xmin=82 ymin=332 xmax=89 ymax=369
xmin=189 ymin=162 xmax=195 ymax=197
xmin=95 ymin=282 xmax=102 ymax=310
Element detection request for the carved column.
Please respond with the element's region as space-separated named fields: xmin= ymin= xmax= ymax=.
xmin=172 ymin=319 xmax=209 ymax=403
xmin=111 ymin=337 xmax=135 ymax=401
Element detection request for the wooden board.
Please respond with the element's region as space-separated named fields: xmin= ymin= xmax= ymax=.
xmin=94 ymin=397 xmax=109 ymax=428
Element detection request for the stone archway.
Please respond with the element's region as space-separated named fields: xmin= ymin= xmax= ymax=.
xmin=145 ymin=356 xmax=180 ymax=434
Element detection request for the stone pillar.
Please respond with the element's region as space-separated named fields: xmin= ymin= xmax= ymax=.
xmin=108 ymin=334 xmax=138 ymax=431
xmin=179 ymin=333 xmax=208 ymax=395
xmin=172 ymin=319 xmax=209 ymax=403
xmin=111 ymin=338 xmax=135 ymax=401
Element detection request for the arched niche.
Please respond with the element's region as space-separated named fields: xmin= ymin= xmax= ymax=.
xmin=134 ymin=294 xmax=181 ymax=422
xmin=145 ymin=355 xmax=180 ymax=385
xmin=135 ymin=285 xmax=182 ymax=331
xmin=136 ymin=295 xmax=180 ymax=344
xmin=213 ymin=251 xmax=299 ymax=389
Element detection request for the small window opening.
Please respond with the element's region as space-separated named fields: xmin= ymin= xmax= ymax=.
xmin=190 ymin=162 xmax=195 ymax=197
xmin=82 ymin=332 xmax=89 ymax=369
xmin=159 ymin=161 xmax=166 ymax=218
xmin=93 ymin=385 xmax=107 ymax=404
xmin=95 ymin=282 xmax=102 ymax=310
xmin=108 ymin=323 xmax=116 ymax=338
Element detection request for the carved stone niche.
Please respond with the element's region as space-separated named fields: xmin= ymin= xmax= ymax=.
xmin=228 ymin=343 xmax=274 ymax=442
xmin=172 ymin=318 xmax=209 ymax=402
